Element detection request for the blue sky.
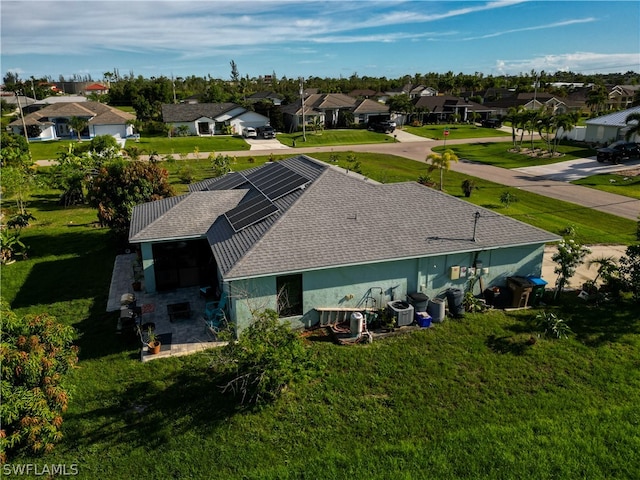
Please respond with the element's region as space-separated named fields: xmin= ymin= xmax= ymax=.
xmin=1 ymin=0 xmax=639 ymax=82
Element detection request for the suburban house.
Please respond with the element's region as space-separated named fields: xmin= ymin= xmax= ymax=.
xmin=128 ymin=155 xmax=559 ymax=334
xmin=161 ymin=103 xmax=270 ymax=136
xmin=8 ymin=101 xmax=135 ymax=141
xmin=83 ymin=83 xmax=109 ymax=96
xmin=411 ymin=95 xmax=495 ymax=124
xmin=483 ymin=92 xmax=582 ymax=117
xmin=607 ymin=85 xmax=640 ymax=111
xmin=281 ymin=93 xmax=391 ymax=132
xmin=247 ymin=91 xmax=283 ymax=106
xmin=584 ymin=106 xmax=640 ymax=144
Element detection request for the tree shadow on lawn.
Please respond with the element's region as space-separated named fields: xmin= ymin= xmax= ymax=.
xmin=63 ymin=361 xmax=241 ymax=454
xmin=23 ymin=229 xmax=112 ymax=258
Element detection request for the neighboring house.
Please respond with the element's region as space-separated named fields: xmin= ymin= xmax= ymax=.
xmin=348 ymin=89 xmax=382 ymax=100
xmin=129 ymin=155 xmax=559 ymax=334
xmin=8 ymin=101 xmax=135 ymax=141
xmin=161 ymin=103 xmax=270 ymax=136
xmin=584 ymin=106 xmax=640 ymax=144
xmin=352 ymin=98 xmax=391 ymax=125
xmin=607 ymin=85 xmax=640 ymax=111
xmin=247 ymin=91 xmax=283 ymax=106
xmin=280 ymin=98 xmax=323 ymax=133
xmin=409 ymin=85 xmax=438 ymax=99
xmin=412 ymin=95 xmax=495 ymax=123
xmin=0 ymin=92 xmax=37 ymax=110
xmin=483 ymin=92 xmax=582 ymax=117
xmin=83 ymin=83 xmax=109 ymax=96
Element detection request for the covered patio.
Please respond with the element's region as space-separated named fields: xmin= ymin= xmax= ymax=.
xmin=107 ymin=254 xmax=227 ymax=362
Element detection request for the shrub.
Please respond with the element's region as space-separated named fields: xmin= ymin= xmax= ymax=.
xmin=212 ymin=309 xmax=314 ymax=407
xmin=535 ymin=311 xmax=572 ymax=339
xmin=0 ymin=301 xmax=78 ymax=462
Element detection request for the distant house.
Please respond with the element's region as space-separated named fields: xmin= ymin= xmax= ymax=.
xmin=83 ymin=83 xmax=109 ymax=96
xmin=607 ymin=85 xmax=640 ymax=111
xmin=161 ymin=103 xmax=270 ymax=136
xmin=129 ymin=155 xmax=559 ymax=334
xmin=412 ymin=95 xmax=495 ymax=124
xmin=409 ymin=85 xmax=438 ymax=99
xmin=484 ymin=92 xmax=582 ymax=117
xmin=584 ymin=106 xmax=640 ymax=144
xmin=8 ymin=101 xmax=135 ymax=141
xmin=247 ymin=91 xmax=283 ymax=106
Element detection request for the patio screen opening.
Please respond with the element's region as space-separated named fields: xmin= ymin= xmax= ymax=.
xmin=276 ymin=274 xmax=303 ymax=317
xmin=153 ymin=239 xmax=215 ymax=291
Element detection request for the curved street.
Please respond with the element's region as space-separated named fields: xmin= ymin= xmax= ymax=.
xmin=230 ymin=129 xmax=640 ymax=222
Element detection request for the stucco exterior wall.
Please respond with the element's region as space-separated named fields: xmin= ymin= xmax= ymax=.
xmin=584 ymin=123 xmax=621 ymax=144
xmin=227 ymin=243 xmax=546 ymax=334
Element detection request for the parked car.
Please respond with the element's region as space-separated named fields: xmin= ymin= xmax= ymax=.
xmin=368 ymin=121 xmax=395 ymax=134
xmin=481 ymin=118 xmax=502 ymax=128
xmin=596 ymin=141 xmax=640 ymax=163
xmin=243 ymin=127 xmax=257 ymax=138
xmin=257 ymin=125 xmax=276 ymax=139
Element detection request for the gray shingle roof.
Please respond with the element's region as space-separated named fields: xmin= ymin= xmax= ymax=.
xmin=223 ymin=166 xmax=559 ymax=279
xmin=161 ymin=103 xmax=239 ymax=122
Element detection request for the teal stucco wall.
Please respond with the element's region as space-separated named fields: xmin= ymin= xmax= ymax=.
xmin=227 ymin=243 xmax=547 ymax=334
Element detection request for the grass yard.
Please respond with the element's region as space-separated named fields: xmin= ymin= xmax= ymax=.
xmin=277 ymin=129 xmax=393 ymax=147
xmin=3 ymin=150 xmax=639 ymax=478
xmin=572 ymin=171 xmax=640 ymax=201
xmin=403 ymin=123 xmax=511 ymax=140
xmin=434 ymin=141 xmax=597 ymax=169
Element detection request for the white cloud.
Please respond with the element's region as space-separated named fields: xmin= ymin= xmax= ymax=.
xmin=495 ymin=52 xmax=640 ymax=74
xmin=462 ymin=18 xmax=596 ymax=41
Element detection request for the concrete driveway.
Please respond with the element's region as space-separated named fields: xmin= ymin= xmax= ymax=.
xmin=514 ymin=157 xmax=640 ymax=182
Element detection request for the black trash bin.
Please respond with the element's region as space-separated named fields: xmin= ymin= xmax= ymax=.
xmin=407 ymin=292 xmax=429 ymax=312
xmin=446 ymin=288 xmax=465 ymax=318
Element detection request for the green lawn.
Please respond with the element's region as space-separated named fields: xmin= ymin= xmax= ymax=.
xmin=277 ymin=129 xmax=393 ymax=147
xmin=434 ymin=141 xmax=597 ymax=169
xmin=572 ymin=172 xmax=640 ymax=201
xmin=3 ymin=152 xmax=639 ymax=478
xmin=404 ymin=123 xmax=511 ymax=140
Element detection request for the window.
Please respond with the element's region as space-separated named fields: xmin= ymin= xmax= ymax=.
xmin=276 ymin=274 xmax=303 ymax=317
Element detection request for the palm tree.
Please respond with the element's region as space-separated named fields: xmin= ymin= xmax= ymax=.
xmin=624 ymin=112 xmax=640 ymax=141
xmin=426 ymin=148 xmax=459 ymax=191
xmin=553 ymin=112 xmax=579 ymax=154
xmin=68 ymin=116 xmax=89 ymax=141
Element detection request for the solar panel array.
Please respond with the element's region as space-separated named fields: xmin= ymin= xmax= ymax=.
xmin=224 ymin=194 xmax=278 ymax=232
xmin=244 ymin=162 xmax=310 ymax=200
xmin=217 ymin=163 xmax=311 ymax=232
xmin=206 ymin=172 xmax=247 ymax=191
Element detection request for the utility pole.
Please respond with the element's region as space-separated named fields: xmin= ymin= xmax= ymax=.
xmin=299 ymin=77 xmax=306 ymax=142
xmin=15 ymin=91 xmax=29 ymax=144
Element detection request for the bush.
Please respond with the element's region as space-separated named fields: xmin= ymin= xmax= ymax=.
xmin=0 ymin=301 xmax=78 ymax=462
xmin=212 ymin=309 xmax=314 ymax=407
xmin=536 ymin=311 xmax=572 ymax=339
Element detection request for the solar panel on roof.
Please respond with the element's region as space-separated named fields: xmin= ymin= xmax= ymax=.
xmin=245 ymin=162 xmax=309 ymax=200
xmin=224 ymin=193 xmax=278 ymax=232
xmin=206 ymin=172 xmax=247 ymax=191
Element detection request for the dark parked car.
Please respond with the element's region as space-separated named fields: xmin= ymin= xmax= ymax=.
xmin=481 ymin=118 xmax=502 ymax=128
xmin=368 ymin=121 xmax=395 ymax=133
xmin=596 ymin=141 xmax=640 ymax=163
xmin=257 ymin=125 xmax=276 ymax=139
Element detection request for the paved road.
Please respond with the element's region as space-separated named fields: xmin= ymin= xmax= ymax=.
xmin=220 ymin=130 xmax=640 ymax=222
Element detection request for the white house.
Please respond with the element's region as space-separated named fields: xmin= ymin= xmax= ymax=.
xmin=584 ymin=106 xmax=640 ymax=144
xmin=161 ymin=103 xmax=270 ymax=136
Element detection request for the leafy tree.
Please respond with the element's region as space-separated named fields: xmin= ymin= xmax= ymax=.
xmin=619 ymin=245 xmax=640 ymax=303
xmin=552 ymin=237 xmax=591 ymax=299
xmin=426 ymin=148 xmax=458 ymax=191
xmin=499 ymin=190 xmax=518 ymax=209
xmin=386 ymin=94 xmax=412 ymax=126
xmin=88 ymin=134 xmax=119 ymax=154
xmin=0 ymin=301 xmax=78 ymax=462
xmin=0 ymin=133 xmax=30 ymax=167
xmin=48 ymin=145 xmax=102 ymax=206
xmin=212 ymin=309 xmax=314 ymax=407
xmin=586 ymin=84 xmax=608 ymax=114
xmin=88 ymin=160 xmax=174 ymax=237
xmin=68 ymin=116 xmax=89 ymax=141
xmin=624 ymin=112 xmax=640 ymax=141
xmin=210 ymin=153 xmax=232 ymax=178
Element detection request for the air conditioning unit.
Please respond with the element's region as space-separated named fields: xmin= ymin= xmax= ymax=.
xmin=387 ymin=300 xmax=415 ymax=327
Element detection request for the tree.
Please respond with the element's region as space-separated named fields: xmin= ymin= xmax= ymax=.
xmin=0 ymin=301 xmax=78 ymax=462
xmin=230 ymin=60 xmax=240 ymax=83
xmin=552 ymin=237 xmax=591 ymax=299
xmin=505 ymin=106 xmax=525 ymax=148
xmin=553 ymin=112 xmax=579 ymax=154
xmin=624 ymin=112 xmax=640 ymax=141
xmin=586 ymin=85 xmax=608 ymax=114
xmin=211 ymin=309 xmax=314 ymax=406
xmin=426 ymin=148 xmax=459 ymax=191
xmin=68 ymin=116 xmax=89 ymax=141
xmin=48 ymin=145 xmax=102 ymax=206
xmin=499 ymin=190 xmax=518 ymax=209
xmin=385 ymin=94 xmax=413 ymax=126
xmin=619 ymin=244 xmax=640 ymax=303
xmin=88 ymin=160 xmax=174 ymax=237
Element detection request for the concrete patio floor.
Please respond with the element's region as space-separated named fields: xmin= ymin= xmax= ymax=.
xmin=107 ymin=254 xmax=226 ymax=362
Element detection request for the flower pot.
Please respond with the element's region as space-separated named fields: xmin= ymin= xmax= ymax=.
xmin=148 ymin=341 xmax=161 ymax=355
xmin=132 ymin=281 xmax=142 ymax=292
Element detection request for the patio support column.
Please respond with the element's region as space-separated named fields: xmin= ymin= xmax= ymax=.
xmin=141 ymin=243 xmax=156 ymax=293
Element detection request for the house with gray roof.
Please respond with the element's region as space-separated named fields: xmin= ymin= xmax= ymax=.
xmin=129 ymin=155 xmax=559 ymax=334
xmin=161 ymin=103 xmax=270 ymax=136
xmin=584 ymin=106 xmax=640 ymax=144
xmin=8 ymin=101 xmax=134 ymax=141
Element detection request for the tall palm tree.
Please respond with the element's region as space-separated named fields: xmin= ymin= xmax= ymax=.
xmin=553 ymin=112 xmax=579 ymax=154
xmin=624 ymin=112 xmax=640 ymax=141
xmin=505 ymin=106 xmax=525 ymax=147
xmin=426 ymin=148 xmax=459 ymax=191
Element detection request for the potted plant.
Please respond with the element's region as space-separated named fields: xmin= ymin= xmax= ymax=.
xmin=146 ymin=327 xmax=161 ymax=354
